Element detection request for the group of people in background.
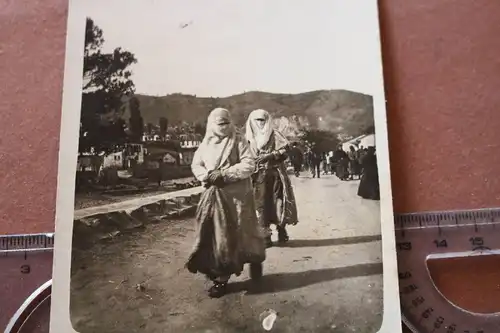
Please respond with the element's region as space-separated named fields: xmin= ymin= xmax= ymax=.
xmin=288 ymin=141 xmax=380 ymax=201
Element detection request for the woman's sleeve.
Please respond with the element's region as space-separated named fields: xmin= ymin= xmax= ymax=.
xmin=272 ymin=145 xmax=289 ymax=162
xmin=190 ymin=148 xmax=209 ymax=182
xmin=221 ymin=139 xmax=255 ymax=183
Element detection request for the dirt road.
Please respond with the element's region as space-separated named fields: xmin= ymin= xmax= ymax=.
xmin=70 ymin=173 xmax=383 ymax=333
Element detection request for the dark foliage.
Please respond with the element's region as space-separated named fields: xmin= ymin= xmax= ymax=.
xmin=79 ymin=17 xmax=137 ymax=154
xmin=300 ymin=129 xmax=340 ymax=153
xmin=128 ymin=96 xmax=144 ymax=142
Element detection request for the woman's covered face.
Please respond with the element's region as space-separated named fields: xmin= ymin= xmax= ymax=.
xmin=213 ymin=116 xmax=232 ymax=137
xmin=251 ymin=110 xmax=269 ymax=130
xmin=207 ymin=108 xmax=233 ymax=138
xmin=254 ymin=117 xmax=266 ymax=129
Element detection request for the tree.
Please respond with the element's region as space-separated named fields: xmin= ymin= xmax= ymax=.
xmin=159 ymin=117 xmax=168 ymax=139
xmin=208 ymin=97 xmax=218 ymax=111
xmin=194 ymin=123 xmax=206 ymax=135
xmin=362 ymin=124 xmax=375 ymax=135
xmin=79 ymin=17 xmax=137 ymax=153
xmin=128 ymin=96 xmax=144 ymax=142
xmin=300 ymin=129 xmax=340 ymax=152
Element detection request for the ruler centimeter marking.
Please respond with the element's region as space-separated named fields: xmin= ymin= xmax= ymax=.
xmin=0 ymin=233 xmax=54 ymax=333
xmin=0 ymin=233 xmax=54 ymax=253
xmin=395 ymin=207 xmax=500 ymax=333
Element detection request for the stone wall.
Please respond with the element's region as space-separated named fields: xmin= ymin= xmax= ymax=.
xmin=72 ymin=190 xmax=202 ymax=250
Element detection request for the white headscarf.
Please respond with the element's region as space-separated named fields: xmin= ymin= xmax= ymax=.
xmin=198 ymin=108 xmax=236 ymax=171
xmin=245 ymin=109 xmax=274 ymax=153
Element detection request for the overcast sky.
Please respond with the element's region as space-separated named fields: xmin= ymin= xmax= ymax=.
xmin=80 ymin=0 xmax=382 ymax=97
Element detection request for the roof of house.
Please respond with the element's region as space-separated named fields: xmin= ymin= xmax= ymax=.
xmin=146 ymin=150 xmax=179 ymax=158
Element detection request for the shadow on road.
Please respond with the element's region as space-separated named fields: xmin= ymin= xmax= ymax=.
xmin=228 ymin=262 xmax=383 ymax=295
xmin=275 ymin=234 xmax=382 ymax=248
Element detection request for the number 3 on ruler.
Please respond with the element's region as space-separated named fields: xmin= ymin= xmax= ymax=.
xmin=20 ymin=265 xmax=30 ymax=274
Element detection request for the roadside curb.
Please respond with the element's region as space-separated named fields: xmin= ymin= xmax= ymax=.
xmin=72 ymin=187 xmax=203 ymax=250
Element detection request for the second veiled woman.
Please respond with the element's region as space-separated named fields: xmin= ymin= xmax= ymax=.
xmin=245 ymin=109 xmax=299 ymax=247
xmin=187 ymin=108 xmax=266 ymax=298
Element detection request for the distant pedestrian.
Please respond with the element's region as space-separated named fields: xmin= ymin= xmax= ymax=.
xmin=325 ymin=151 xmax=333 ymax=175
xmin=288 ymin=142 xmax=303 ymax=177
xmin=321 ymin=152 xmax=329 ymax=175
xmin=154 ymin=157 xmax=164 ymax=187
xmin=309 ymin=143 xmax=322 ymax=178
xmin=348 ymin=145 xmax=362 ymax=180
xmin=187 ymin=108 xmax=266 ymax=298
xmin=357 ymin=146 xmax=380 ymax=200
xmin=303 ymin=148 xmax=312 ymax=172
xmin=333 ymin=145 xmax=349 ymax=180
xmin=328 ymin=151 xmax=335 ymax=174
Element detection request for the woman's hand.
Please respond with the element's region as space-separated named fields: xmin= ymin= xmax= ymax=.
xmin=207 ymin=169 xmax=221 ymax=180
xmin=207 ymin=170 xmax=225 ymax=187
xmin=255 ymin=153 xmax=273 ymax=164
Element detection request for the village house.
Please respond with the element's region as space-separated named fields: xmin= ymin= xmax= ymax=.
xmin=102 ymin=151 xmax=123 ymax=169
xmin=178 ymin=133 xmax=201 ymax=165
xmin=77 ymin=152 xmax=101 ymax=172
xmin=137 ymin=140 xmax=195 ymax=180
xmin=123 ymin=143 xmax=145 ymax=167
xmin=142 ymin=138 xmax=201 ymax=167
xmin=142 ymin=133 xmax=163 ymax=142
xmin=178 ymin=144 xmax=199 ymax=165
xmin=342 ymin=133 xmax=375 ymax=151
xmin=77 ymin=143 xmax=146 ymax=172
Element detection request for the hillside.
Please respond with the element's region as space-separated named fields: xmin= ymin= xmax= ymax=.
xmin=123 ymin=90 xmax=375 ymax=139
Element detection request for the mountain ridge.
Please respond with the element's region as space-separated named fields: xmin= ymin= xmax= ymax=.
xmin=123 ymin=89 xmax=375 ymax=138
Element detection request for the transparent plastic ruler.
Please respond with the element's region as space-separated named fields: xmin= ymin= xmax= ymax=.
xmin=395 ymin=208 xmax=500 ymax=333
xmin=1 ymin=233 xmax=54 ymax=333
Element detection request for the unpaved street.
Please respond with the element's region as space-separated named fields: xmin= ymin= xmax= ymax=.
xmin=70 ymin=173 xmax=383 ymax=333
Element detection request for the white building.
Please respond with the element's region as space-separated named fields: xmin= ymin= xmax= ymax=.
xmin=102 ymin=151 xmax=123 ymax=169
xmin=141 ymin=134 xmax=164 ymax=142
xmin=342 ymin=133 xmax=375 ymax=151
xmin=180 ymin=140 xmax=201 ymax=149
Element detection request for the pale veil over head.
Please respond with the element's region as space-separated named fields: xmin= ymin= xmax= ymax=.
xmin=198 ymin=107 xmax=236 ymax=171
xmin=245 ymin=109 xmax=274 ymax=153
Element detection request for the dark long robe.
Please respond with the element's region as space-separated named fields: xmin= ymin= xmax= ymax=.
xmin=348 ymin=150 xmax=362 ymax=177
xmin=187 ymin=134 xmax=266 ymax=279
xmin=357 ymin=152 xmax=380 ymax=200
xmin=288 ymin=146 xmax=303 ymax=170
xmin=333 ymin=149 xmax=349 ymax=180
xmin=252 ymin=132 xmax=299 ymax=234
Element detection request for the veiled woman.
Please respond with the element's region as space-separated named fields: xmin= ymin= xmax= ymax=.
xmin=187 ymin=108 xmax=266 ymax=298
xmin=245 ymin=109 xmax=299 ymax=247
xmin=357 ymin=146 xmax=380 ymax=200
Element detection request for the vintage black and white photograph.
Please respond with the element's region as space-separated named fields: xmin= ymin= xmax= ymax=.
xmin=50 ymin=1 xmax=400 ymax=333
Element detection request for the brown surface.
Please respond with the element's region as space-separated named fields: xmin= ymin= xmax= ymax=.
xmin=1 ymin=0 xmax=500 ymax=332
xmin=381 ymin=1 xmax=500 ymax=213
xmin=0 ymin=0 xmax=67 ymax=235
xmin=428 ymin=255 xmax=500 ymax=314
